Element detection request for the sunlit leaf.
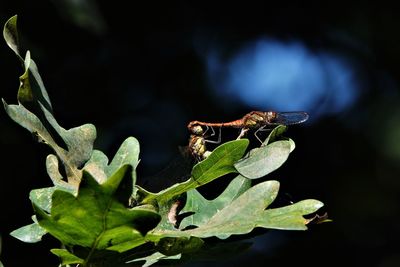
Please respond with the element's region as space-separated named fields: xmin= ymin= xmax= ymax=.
xmin=46 ymin=155 xmax=77 ymax=193
xmin=257 ymin=199 xmax=324 ymax=230
xmin=3 ymin=15 xmax=96 ymax=187
xmin=149 ymin=181 xmax=323 ymax=240
xmin=179 ymin=175 xmax=251 ymax=229
xmin=84 ymin=137 xmax=140 ymax=184
xmin=234 ymin=140 xmax=293 ymax=179
xmin=10 ymin=216 xmax=47 ymax=243
xmin=135 ymin=139 xmax=249 ymax=235
xmin=137 ymin=139 xmax=249 ymax=204
xmin=2 ymin=15 xmax=327 ymax=267
xmin=177 ymin=180 xmax=280 ymax=239
xmin=262 ymin=124 xmax=288 ymax=145
xmin=34 ymin=167 xmax=161 ymax=263
xmin=3 ymin=15 xmax=21 ymax=60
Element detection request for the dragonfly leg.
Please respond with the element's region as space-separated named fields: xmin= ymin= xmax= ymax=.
xmin=205 ymin=126 xmax=221 ymax=144
xmin=202 ymin=125 xmax=210 ymax=136
xmin=237 ymin=128 xmax=249 ymax=139
xmin=254 ymin=125 xmax=267 ymax=144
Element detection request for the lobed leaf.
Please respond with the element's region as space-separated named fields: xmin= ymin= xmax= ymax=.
xmin=3 ymin=15 xmax=96 ymax=187
xmin=179 ymin=175 xmax=251 ymax=229
xmin=10 ymin=216 xmax=47 ymax=243
xmin=257 ymin=199 xmax=324 ymax=230
xmin=34 ymin=167 xmax=161 ymax=263
xmin=50 ymin=249 xmax=84 ymax=265
xmin=3 ymin=15 xmax=327 ymax=267
xmin=234 ymin=140 xmax=293 ymax=179
xmin=262 ymin=124 xmax=288 ymax=145
xmin=180 ymin=180 xmax=280 ymax=239
xmin=3 ymin=15 xmax=21 ymax=60
xmin=138 ymin=139 xmax=249 ymax=204
xmin=150 ymin=180 xmax=324 ymax=241
xmin=83 ymin=137 xmax=140 ymax=185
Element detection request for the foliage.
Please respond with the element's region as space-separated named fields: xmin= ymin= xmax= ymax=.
xmin=2 ymin=15 xmax=326 ymax=266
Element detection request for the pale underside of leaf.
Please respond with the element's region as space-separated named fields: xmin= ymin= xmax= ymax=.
xmin=234 ymin=140 xmax=293 ymax=179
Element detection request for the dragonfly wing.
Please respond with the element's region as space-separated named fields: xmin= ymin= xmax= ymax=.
xmin=274 ymin=111 xmax=309 ymax=125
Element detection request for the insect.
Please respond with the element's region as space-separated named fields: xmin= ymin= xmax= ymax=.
xmin=187 ymin=124 xmax=221 ymax=161
xmin=188 ymin=111 xmax=308 ymax=143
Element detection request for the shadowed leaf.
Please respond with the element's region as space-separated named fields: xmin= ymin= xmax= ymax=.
xmin=3 ymin=15 xmax=21 ymax=60
xmin=50 ymin=249 xmax=84 ymax=265
xmin=3 ymin=15 xmax=96 ymax=187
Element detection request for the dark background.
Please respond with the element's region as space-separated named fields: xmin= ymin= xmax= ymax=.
xmin=1 ymin=2 xmax=399 ymax=266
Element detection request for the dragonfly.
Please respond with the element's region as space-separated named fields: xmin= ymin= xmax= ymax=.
xmin=188 ymin=124 xmax=221 ymax=161
xmin=188 ymin=111 xmax=309 ymax=144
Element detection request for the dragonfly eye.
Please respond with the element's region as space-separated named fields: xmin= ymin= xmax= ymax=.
xmin=190 ymin=125 xmax=204 ymax=135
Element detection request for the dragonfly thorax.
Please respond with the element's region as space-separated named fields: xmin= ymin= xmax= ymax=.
xmin=243 ymin=111 xmax=277 ymax=127
xmin=189 ymin=135 xmax=206 ymax=160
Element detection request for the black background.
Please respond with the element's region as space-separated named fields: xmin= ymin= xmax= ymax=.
xmin=0 ymin=2 xmax=399 ymax=266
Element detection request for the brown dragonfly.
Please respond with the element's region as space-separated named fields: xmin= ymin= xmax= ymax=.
xmin=187 ymin=111 xmax=309 ymax=159
xmin=188 ymin=124 xmax=221 ymax=161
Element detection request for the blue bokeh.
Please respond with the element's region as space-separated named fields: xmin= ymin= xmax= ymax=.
xmin=206 ymin=38 xmax=361 ymax=121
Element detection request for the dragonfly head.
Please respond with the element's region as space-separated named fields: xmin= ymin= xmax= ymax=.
xmin=189 ymin=124 xmax=204 ymax=135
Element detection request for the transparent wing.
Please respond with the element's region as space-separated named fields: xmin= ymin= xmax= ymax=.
xmin=273 ymin=111 xmax=309 ymax=125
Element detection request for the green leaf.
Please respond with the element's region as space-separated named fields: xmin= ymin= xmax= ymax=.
xmin=257 ymin=199 xmax=324 ymax=230
xmin=107 ymin=137 xmax=140 ymax=177
xmin=3 ymin=15 xmax=96 ymax=187
xmin=29 ymin=185 xmax=77 ymax=214
xmin=156 ymin=236 xmax=204 ymax=256
xmin=190 ymin=139 xmax=249 ymax=183
xmin=178 ymin=180 xmax=280 ymax=239
xmin=4 ymin=15 xmax=52 ymax=109
xmin=234 ymin=140 xmax=293 ymax=179
xmin=82 ymin=150 xmax=109 ymax=183
xmin=46 ymin=155 xmax=78 ymax=193
xmin=150 ymin=180 xmax=323 ymax=240
xmin=34 ymin=167 xmax=161 ymax=263
xmin=127 ymin=252 xmax=181 ymax=267
xmin=3 ymin=15 xmax=21 ymax=60
xmin=3 ymin=96 xmax=96 ymax=187
xmin=10 ymin=216 xmax=47 ymax=243
xmin=126 ymin=240 xmax=252 ymax=267
xmin=84 ymin=137 xmax=140 ymax=185
xmin=135 ymin=139 xmax=249 ymax=236
xmin=50 ymin=249 xmax=84 ymax=265
xmin=29 ymin=187 xmax=56 ymax=212
xmin=138 ymin=139 xmax=249 ymax=204
xmin=262 ymin=124 xmax=288 ymax=145
xmin=179 ymin=175 xmax=251 ymax=229
xmin=3 ymin=16 xmax=327 ymax=266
